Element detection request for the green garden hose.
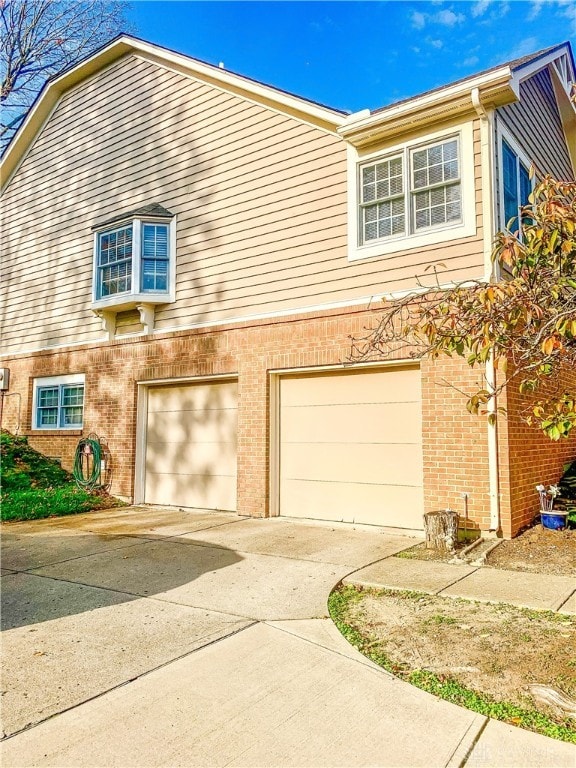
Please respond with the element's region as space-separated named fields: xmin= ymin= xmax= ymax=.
xmin=73 ymin=434 xmax=111 ymax=491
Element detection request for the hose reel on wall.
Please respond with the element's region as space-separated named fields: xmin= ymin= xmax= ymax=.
xmin=73 ymin=433 xmax=112 ymax=491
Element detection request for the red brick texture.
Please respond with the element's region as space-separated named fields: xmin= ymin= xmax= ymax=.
xmin=4 ymin=304 xmax=568 ymax=537
xmin=497 ymin=368 xmax=576 ymax=538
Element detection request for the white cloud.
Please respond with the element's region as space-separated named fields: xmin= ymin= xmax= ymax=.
xmin=428 ymin=38 xmax=444 ymax=49
xmin=409 ymin=6 xmax=466 ymax=31
xmin=501 ymin=36 xmax=540 ymax=61
xmin=411 ymin=10 xmax=426 ymax=29
xmin=463 ymin=56 xmax=480 ymax=67
xmin=435 ymin=9 xmax=466 ymax=26
xmin=471 ymin=0 xmax=491 ymax=17
xmin=527 ymin=0 xmax=544 ymax=21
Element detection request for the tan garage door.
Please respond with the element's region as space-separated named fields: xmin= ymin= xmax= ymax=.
xmin=145 ymin=380 xmax=238 ymax=511
xmin=279 ymin=367 xmax=423 ymax=529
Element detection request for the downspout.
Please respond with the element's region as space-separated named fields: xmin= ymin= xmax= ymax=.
xmin=472 ymin=87 xmax=501 ymax=534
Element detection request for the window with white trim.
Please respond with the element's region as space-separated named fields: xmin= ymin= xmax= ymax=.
xmin=33 ymin=375 xmax=85 ymax=430
xmin=500 ymin=137 xmax=532 ymax=231
xmin=92 ymin=205 xmax=175 ymax=309
xmin=359 ymin=136 xmax=461 ymax=245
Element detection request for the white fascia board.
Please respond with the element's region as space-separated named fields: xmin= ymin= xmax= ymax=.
xmin=509 ymin=43 xmax=574 ymax=96
xmin=338 ymin=67 xmax=512 ymax=139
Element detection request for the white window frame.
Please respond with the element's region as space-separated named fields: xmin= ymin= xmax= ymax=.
xmin=92 ymin=216 xmax=176 ymax=311
xmin=32 ymin=374 xmax=85 ymax=430
xmin=497 ymin=128 xmax=534 ymax=233
xmin=347 ymin=121 xmax=477 ymax=262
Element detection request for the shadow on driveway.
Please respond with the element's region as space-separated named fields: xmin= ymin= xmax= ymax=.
xmin=1 ymin=531 xmax=243 ymax=631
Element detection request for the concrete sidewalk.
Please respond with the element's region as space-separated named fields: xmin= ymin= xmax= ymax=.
xmin=345 ymin=557 xmax=576 ymax=614
xmin=1 ymin=507 xmax=574 ymax=767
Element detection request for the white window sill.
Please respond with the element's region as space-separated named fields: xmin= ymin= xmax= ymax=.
xmin=348 ymin=219 xmax=476 ymax=262
xmin=91 ymin=293 xmax=172 ymax=313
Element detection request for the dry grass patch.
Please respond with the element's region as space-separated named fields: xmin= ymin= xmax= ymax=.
xmin=329 ymin=586 xmax=576 ymax=743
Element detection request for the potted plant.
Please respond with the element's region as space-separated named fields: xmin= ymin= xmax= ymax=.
xmin=536 ymin=484 xmax=568 ymax=530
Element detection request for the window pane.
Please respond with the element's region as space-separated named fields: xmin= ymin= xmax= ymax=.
xmin=141 ymin=224 xmax=169 ymax=293
xmin=519 ymin=163 xmax=531 ymax=207
xmin=62 ymin=385 xmax=84 ymax=406
xmin=362 ymin=166 xmax=375 ymax=185
xmin=38 ymin=387 xmax=58 ymax=407
xmin=413 ymin=185 xmax=461 ymax=230
xmin=142 ymin=224 xmax=169 ymax=259
xmin=502 ymin=139 xmax=519 ymax=227
xmin=98 ymin=226 xmax=132 ymax=266
xmin=39 ymin=408 xmax=58 ymax=426
xmin=443 ymin=140 xmax=458 ymax=161
xmin=363 ymin=199 xmax=405 ymax=242
xmin=62 ymin=407 xmax=83 ymax=426
xmin=362 ymin=158 xmax=403 ymax=203
xmin=100 ymin=260 xmax=132 ymax=297
xmin=142 ymin=259 xmax=168 ymax=292
xmin=411 ymin=139 xmax=459 ymax=192
xmin=36 ymin=383 xmax=84 ymax=429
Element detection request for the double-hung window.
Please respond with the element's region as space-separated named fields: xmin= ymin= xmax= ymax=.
xmin=92 ymin=205 xmax=175 ymax=309
xmin=33 ymin=375 xmax=85 ymax=430
xmin=359 ymin=136 xmax=461 ymax=245
xmin=501 ymin=138 xmax=532 ymax=231
xmin=97 ymin=224 xmax=133 ymax=297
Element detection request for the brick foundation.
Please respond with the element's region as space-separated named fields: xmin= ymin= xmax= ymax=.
xmin=4 ymin=304 xmax=568 ymax=537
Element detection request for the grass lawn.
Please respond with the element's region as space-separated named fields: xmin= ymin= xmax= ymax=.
xmin=1 ymin=432 xmax=123 ymax=522
xmin=329 ymin=585 xmax=576 ymax=745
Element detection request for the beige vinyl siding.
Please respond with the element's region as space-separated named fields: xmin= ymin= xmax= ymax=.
xmin=2 ymin=54 xmax=484 ymax=354
xmin=497 ymin=69 xmax=574 ymax=182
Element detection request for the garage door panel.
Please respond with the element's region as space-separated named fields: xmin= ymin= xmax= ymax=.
xmin=146 ymin=412 xmax=238 ymax=446
xmin=144 ymin=380 xmax=238 ymax=511
xmin=281 ymin=443 xmax=423 ymax=486
xmin=278 ymin=367 xmax=423 ymax=529
xmin=281 ymin=479 xmax=424 ymax=529
xmin=145 ymin=472 xmax=236 ymax=511
xmin=148 ymin=382 xmax=238 ymax=412
xmin=280 ymin=367 xmax=421 ymax=407
xmin=281 ymin=402 xmax=421 ymax=444
xmin=146 ymin=441 xmax=237 ymax=475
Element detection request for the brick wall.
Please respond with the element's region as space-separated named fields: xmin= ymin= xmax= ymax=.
xmin=2 ymin=304 xmax=497 ymax=530
xmin=497 ymin=368 xmax=576 ymax=538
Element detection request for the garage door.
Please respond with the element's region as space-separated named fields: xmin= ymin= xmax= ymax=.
xmin=145 ymin=380 xmax=237 ymax=511
xmin=278 ymin=367 xmax=423 ymax=529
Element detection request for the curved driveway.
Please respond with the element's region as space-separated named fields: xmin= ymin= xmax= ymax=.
xmin=1 ymin=507 xmax=573 ymax=767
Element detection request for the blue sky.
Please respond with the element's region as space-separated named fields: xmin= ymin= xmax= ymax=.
xmin=128 ymin=1 xmax=575 ymax=113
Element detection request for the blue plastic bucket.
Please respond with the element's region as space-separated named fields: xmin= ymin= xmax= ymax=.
xmin=540 ymin=511 xmax=568 ymax=530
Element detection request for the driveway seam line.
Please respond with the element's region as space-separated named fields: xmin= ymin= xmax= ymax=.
xmin=3 ymin=537 xmax=164 ymax=573
xmin=446 ymin=714 xmax=490 ymax=768
xmin=1 ymin=620 xmax=260 ymax=743
xmin=263 ymin=620 xmax=393 ymax=676
xmin=9 ymin=571 xmax=258 ymax=621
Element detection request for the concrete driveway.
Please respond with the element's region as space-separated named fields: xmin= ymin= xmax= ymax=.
xmin=1 ymin=507 xmax=573 ymax=767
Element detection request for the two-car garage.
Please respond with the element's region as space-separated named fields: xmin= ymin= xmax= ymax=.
xmin=139 ymin=365 xmax=424 ymax=530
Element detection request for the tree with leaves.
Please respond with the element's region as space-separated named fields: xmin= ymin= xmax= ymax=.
xmin=350 ymin=174 xmax=576 ymax=440
xmin=1 ymin=0 xmax=128 ymax=149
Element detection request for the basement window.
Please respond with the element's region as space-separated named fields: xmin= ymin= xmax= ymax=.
xmin=33 ymin=374 xmax=85 ymax=430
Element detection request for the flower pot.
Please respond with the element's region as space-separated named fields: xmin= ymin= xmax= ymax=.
xmin=540 ymin=511 xmax=568 ymax=530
